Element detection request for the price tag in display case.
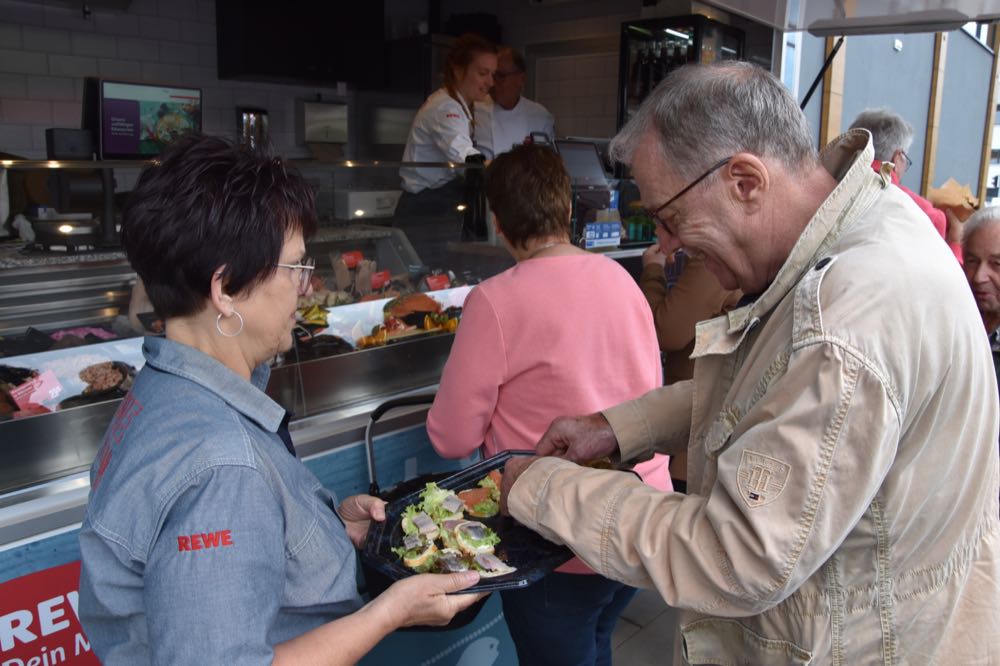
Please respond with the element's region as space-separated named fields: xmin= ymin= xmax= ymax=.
xmin=370 ymin=270 xmax=391 ymax=291
xmin=424 ymin=274 xmax=451 ymax=291
xmin=9 ymin=370 xmax=63 ymax=411
xmin=341 ymin=250 xmax=363 ymax=269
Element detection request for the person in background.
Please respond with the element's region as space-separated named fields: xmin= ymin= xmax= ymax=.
xmin=962 ymin=205 xmax=1000 ymax=392
xmin=397 ymin=33 xmax=497 ymax=252
xmin=476 ymin=47 xmax=556 ymax=158
xmin=399 ymin=33 xmax=497 ymax=199
xmin=638 ymin=244 xmax=741 ymax=492
xmin=426 ymin=143 xmax=670 ymax=666
xmin=78 ymin=135 xmax=482 ymax=665
xmin=849 ymin=108 xmax=963 ymax=262
xmin=498 ymin=62 xmax=1000 ymax=663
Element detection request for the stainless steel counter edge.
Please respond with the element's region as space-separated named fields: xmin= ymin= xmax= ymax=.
xmin=0 ymin=386 xmax=438 ymax=547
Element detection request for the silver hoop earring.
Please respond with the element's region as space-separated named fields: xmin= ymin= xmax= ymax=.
xmin=216 ymin=310 xmax=244 ymax=337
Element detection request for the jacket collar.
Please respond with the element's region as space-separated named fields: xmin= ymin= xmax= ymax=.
xmin=694 ymin=129 xmax=888 ymax=356
xmin=141 ymin=336 xmax=285 ymax=433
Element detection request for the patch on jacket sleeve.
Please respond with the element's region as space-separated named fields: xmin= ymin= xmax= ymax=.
xmin=736 ymin=450 xmax=790 ymax=508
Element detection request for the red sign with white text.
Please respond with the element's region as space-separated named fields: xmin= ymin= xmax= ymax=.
xmin=0 ymin=561 xmax=99 ymax=665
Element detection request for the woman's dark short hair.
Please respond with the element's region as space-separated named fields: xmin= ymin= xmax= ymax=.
xmin=484 ymin=144 xmax=571 ymax=249
xmin=121 ymin=134 xmax=317 ymax=319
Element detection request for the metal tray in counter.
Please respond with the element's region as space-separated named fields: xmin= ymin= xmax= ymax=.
xmin=362 ymin=450 xmax=574 ymax=593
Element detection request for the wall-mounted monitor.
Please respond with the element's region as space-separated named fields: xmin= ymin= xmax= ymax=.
xmin=301 ymin=101 xmax=349 ymax=143
xmin=372 ymin=107 xmax=417 ymax=145
xmin=98 ymin=80 xmax=202 ymax=159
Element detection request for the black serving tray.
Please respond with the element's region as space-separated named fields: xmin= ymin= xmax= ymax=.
xmin=361 ymin=450 xmax=574 ymax=594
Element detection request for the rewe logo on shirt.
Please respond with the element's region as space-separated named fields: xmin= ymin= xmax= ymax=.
xmin=177 ymin=530 xmax=233 ymax=552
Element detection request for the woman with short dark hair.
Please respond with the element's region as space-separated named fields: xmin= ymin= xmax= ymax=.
xmin=427 ymin=144 xmax=672 ymax=665
xmin=77 ymin=135 xmax=481 ymax=665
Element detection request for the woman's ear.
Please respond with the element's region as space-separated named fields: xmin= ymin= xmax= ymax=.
xmin=209 ymin=266 xmax=234 ymax=315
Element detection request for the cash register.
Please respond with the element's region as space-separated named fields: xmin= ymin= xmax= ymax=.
xmin=554 ymin=139 xmax=620 ymax=249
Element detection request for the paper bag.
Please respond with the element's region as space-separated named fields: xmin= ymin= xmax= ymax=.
xmin=927 ymin=178 xmax=978 ymax=221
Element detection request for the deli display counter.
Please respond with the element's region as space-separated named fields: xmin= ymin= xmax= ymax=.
xmin=0 ymin=157 xmax=518 ymax=537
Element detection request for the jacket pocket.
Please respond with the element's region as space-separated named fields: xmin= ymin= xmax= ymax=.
xmin=681 ymin=618 xmax=813 ymax=666
xmin=703 ymin=405 xmax=740 ymax=458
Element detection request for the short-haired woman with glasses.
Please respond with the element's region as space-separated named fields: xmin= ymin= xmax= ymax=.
xmin=77 ymin=135 xmax=482 ymax=665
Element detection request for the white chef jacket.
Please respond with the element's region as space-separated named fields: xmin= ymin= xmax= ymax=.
xmin=476 ymin=96 xmax=556 ymax=160
xmin=400 ymin=88 xmax=481 ymax=194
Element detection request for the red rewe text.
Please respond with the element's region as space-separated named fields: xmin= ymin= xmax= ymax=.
xmin=177 ymin=530 xmax=234 ymax=552
xmin=92 ymin=393 xmax=144 ymax=490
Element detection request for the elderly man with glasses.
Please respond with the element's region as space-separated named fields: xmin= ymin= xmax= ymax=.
xmin=498 ymin=62 xmax=1000 ymax=664
xmin=849 ymin=108 xmax=962 ymax=262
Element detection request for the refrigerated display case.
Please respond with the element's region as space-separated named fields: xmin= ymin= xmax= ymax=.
xmin=0 ymin=158 xmax=513 ymax=505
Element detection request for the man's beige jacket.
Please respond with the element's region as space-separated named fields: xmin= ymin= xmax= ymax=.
xmin=509 ymin=130 xmax=1000 ymax=664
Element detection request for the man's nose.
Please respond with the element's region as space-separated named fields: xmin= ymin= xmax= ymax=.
xmin=658 ymin=232 xmax=682 ymax=255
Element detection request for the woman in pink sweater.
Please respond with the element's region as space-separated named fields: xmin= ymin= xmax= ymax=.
xmin=427 ymin=144 xmax=670 ymax=666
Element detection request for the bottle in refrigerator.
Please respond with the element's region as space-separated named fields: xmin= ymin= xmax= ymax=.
xmin=642 ymin=43 xmax=656 ymax=100
xmin=630 ymin=43 xmax=648 ymax=101
xmin=656 ymin=41 xmax=670 ymax=84
xmin=627 ymin=43 xmax=642 ymax=104
xmin=675 ymin=44 xmax=689 ymax=69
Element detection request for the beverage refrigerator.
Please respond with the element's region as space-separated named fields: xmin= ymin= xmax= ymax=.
xmin=616 ymin=15 xmax=746 ymax=133
xmin=613 ymin=14 xmax=747 ymax=231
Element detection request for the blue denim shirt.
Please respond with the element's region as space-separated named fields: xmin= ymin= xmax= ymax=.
xmin=78 ymin=336 xmax=362 ymax=664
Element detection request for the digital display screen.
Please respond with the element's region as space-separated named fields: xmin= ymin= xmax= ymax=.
xmin=302 ymin=102 xmax=348 ymax=143
xmin=100 ymin=80 xmax=202 ymax=159
xmin=555 ymin=140 xmax=609 ymax=188
xmin=372 ymin=107 xmax=416 ymax=145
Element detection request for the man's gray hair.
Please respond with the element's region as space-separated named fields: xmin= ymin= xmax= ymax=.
xmin=608 ymin=61 xmax=817 ymax=179
xmin=848 ymin=109 xmax=913 ymax=162
xmin=499 ymin=46 xmax=526 ymax=73
xmin=963 ymin=205 xmax=1000 ymax=245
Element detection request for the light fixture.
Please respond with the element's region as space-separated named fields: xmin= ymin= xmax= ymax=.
xmin=47 ymin=160 xmax=61 ymax=168
xmin=354 ymin=209 xmax=365 ymax=217
xmin=663 ymin=28 xmax=691 ymax=41
xmin=58 ymin=224 xmax=74 ymax=234
xmin=456 ymin=204 xmax=467 ymax=212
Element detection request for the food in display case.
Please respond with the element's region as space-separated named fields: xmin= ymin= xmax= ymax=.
xmin=59 ymin=360 xmax=136 ymax=409
xmin=356 ymin=293 xmax=461 ymax=349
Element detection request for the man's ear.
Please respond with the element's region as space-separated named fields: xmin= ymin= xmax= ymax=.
xmin=725 ymin=153 xmax=769 ymax=209
xmin=209 ymin=266 xmax=235 ymax=315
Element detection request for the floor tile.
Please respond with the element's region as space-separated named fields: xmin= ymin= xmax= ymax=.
xmin=612 ymin=606 xmax=678 ymax=666
xmin=611 ymin=617 xmax=640 ymax=649
xmin=619 ymin=587 xmax=669 ymax=627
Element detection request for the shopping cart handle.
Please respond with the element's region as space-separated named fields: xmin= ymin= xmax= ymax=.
xmin=365 ymin=392 xmax=437 ymax=497
xmin=368 ymin=392 xmax=437 ymax=424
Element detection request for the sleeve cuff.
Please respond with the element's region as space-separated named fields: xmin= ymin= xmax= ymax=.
xmin=508 ymin=457 xmax=574 ymax=544
xmin=603 ymin=400 xmax=654 ymax=463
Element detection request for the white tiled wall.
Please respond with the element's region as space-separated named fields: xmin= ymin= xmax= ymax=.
xmin=533 ymin=52 xmax=619 ymax=139
xmin=0 ymin=0 xmax=346 ymax=163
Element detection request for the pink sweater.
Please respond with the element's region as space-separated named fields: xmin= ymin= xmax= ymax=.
xmin=427 ymin=253 xmax=671 ymax=574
